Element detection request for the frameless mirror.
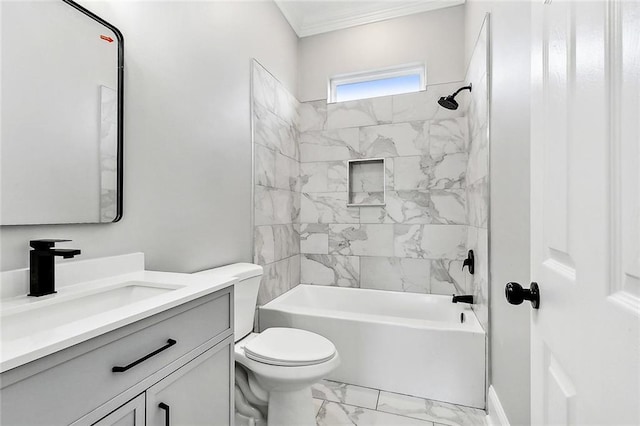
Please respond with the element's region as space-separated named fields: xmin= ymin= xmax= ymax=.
xmin=1 ymin=0 xmax=123 ymax=225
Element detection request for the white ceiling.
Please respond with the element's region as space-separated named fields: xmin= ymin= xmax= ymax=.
xmin=275 ymin=0 xmax=465 ymax=38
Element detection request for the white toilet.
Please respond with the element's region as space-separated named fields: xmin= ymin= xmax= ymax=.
xmin=195 ymin=263 xmax=340 ymax=426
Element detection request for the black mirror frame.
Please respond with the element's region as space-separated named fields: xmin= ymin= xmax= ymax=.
xmin=62 ymin=0 xmax=124 ymax=222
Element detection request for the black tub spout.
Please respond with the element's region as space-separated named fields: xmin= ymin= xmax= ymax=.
xmin=452 ymin=294 xmax=474 ymax=304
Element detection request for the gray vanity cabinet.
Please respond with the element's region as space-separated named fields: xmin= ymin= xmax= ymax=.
xmin=92 ymin=395 xmax=146 ymax=426
xmin=92 ymin=342 xmax=232 ymax=426
xmin=145 ymin=342 xmax=232 ymax=425
xmin=0 ymin=286 xmax=234 ymax=426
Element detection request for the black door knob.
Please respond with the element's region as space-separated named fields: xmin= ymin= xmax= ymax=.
xmin=505 ymin=282 xmax=540 ymax=309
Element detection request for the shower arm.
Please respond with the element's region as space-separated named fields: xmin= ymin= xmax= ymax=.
xmin=450 ymin=84 xmax=472 ymax=98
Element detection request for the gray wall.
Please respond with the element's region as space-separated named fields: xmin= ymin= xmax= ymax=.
xmin=465 ymin=2 xmax=532 ymax=425
xmin=297 ymin=6 xmax=466 ymax=102
xmin=0 ymin=1 xmax=298 ymax=273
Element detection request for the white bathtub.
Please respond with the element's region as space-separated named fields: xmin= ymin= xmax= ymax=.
xmin=259 ymin=285 xmax=486 ymax=408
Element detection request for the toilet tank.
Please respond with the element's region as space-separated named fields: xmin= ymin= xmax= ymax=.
xmin=193 ymin=263 xmax=263 ymax=341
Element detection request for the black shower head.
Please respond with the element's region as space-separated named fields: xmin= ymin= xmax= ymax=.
xmin=438 ymin=95 xmax=459 ymax=110
xmin=437 ymin=84 xmax=472 ymax=110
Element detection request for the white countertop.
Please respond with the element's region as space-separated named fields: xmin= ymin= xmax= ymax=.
xmin=0 ymin=253 xmax=236 ymax=373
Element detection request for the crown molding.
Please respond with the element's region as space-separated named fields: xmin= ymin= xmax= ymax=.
xmin=275 ymin=0 xmax=465 ymax=38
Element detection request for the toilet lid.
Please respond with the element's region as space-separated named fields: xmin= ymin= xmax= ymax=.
xmin=243 ymin=328 xmax=336 ymax=367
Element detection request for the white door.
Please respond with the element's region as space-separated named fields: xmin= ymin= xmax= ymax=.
xmin=530 ymin=0 xmax=640 ymax=424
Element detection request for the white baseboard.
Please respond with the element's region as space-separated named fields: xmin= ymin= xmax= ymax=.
xmin=486 ymin=385 xmax=510 ymax=426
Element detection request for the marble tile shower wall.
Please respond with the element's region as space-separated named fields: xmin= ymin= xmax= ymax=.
xmin=298 ymin=83 xmax=474 ymax=295
xmin=251 ymin=58 xmax=489 ymax=312
xmin=252 ymin=60 xmax=301 ymax=305
xmin=463 ymin=22 xmax=490 ymax=332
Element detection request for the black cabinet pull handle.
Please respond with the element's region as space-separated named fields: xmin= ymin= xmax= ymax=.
xmin=112 ymin=339 xmax=177 ymax=372
xmin=158 ymin=402 xmax=170 ymax=426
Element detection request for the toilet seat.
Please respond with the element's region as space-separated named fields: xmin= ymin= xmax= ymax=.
xmin=243 ymin=328 xmax=336 ymax=367
xmin=235 ymin=332 xmax=340 ymax=391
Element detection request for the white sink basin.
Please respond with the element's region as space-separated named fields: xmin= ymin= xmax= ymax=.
xmin=0 ymin=253 xmax=237 ymax=373
xmin=1 ymin=281 xmax=179 ymax=342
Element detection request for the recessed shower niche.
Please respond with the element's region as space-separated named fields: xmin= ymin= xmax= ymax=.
xmin=347 ymin=158 xmax=386 ymax=207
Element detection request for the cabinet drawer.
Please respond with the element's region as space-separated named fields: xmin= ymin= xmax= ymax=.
xmin=0 ymin=289 xmax=231 ymax=426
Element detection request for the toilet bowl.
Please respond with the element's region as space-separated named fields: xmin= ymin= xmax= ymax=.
xmin=194 ymin=263 xmax=339 ymax=426
xmin=236 ymin=329 xmax=340 ymax=426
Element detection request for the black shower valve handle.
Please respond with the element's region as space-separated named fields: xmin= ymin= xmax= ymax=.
xmin=462 ymin=250 xmax=474 ymax=275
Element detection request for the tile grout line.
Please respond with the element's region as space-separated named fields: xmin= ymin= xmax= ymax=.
xmin=317 ymin=380 xmax=486 ymax=419
xmin=312 ymin=382 xmax=379 ymax=412
xmin=323 ymin=379 xmax=381 ymax=393
xmin=313 ymin=396 xmax=378 ymax=412
xmin=322 ymin=399 xmax=445 ymax=426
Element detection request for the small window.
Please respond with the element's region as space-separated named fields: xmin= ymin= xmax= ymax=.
xmin=329 ymin=64 xmax=425 ymax=103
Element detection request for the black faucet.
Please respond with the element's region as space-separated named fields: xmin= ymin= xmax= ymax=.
xmin=29 ymin=239 xmax=81 ymax=297
xmin=452 ymin=294 xmax=474 ymax=304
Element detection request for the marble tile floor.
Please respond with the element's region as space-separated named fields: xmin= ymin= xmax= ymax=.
xmin=312 ymin=380 xmax=486 ymax=426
